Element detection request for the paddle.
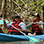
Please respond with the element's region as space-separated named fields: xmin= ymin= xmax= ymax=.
xmin=10 ymin=24 xmax=39 ymax=42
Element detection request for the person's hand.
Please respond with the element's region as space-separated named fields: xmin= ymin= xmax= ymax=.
xmin=33 ymin=33 xmax=36 ymax=35
xmin=32 ymin=22 xmax=39 ymax=25
xmin=36 ymin=22 xmax=38 ymax=24
xmin=1 ymin=18 xmax=5 ymax=21
xmin=1 ymin=18 xmax=3 ymax=19
xmin=36 ymin=22 xmax=40 ymax=27
xmin=28 ymin=33 xmax=33 ymax=35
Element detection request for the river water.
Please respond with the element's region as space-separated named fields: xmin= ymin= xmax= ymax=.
xmin=0 ymin=41 xmax=44 ymax=44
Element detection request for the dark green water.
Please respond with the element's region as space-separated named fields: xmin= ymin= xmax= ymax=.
xmin=0 ymin=41 xmax=44 ymax=44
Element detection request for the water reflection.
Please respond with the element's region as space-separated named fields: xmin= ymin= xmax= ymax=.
xmin=0 ymin=41 xmax=44 ymax=44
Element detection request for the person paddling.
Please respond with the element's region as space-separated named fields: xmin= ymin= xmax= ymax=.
xmin=27 ymin=13 xmax=43 ymax=35
xmin=4 ymin=15 xmax=26 ymax=35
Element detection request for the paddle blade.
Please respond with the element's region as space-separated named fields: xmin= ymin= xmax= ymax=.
xmin=30 ymin=37 xmax=39 ymax=42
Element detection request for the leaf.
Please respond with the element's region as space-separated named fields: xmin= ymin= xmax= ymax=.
xmin=24 ymin=3 xmax=28 ymax=7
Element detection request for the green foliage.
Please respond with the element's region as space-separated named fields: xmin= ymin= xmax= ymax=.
xmin=0 ymin=0 xmax=44 ymax=23
xmin=0 ymin=0 xmax=2 ymax=3
xmin=16 ymin=0 xmax=23 ymax=5
xmin=24 ymin=3 xmax=28 ymax=8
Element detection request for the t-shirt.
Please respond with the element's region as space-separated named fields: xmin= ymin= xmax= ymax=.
xmin=19 ymin=22 xmax=26 ymax=31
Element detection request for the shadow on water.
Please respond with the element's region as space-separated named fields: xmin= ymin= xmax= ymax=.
xmin=0 ymin=41 xmax=44 ymax=44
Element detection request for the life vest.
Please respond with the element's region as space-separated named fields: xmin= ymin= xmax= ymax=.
xmin=31 ymin=19 xmax=41 ymax=33
xmin=8 ymin=20 xmax=22 ymax=32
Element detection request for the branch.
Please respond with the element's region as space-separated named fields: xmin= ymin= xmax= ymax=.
xmin=12 ymin=0 xmax=23 ymax=12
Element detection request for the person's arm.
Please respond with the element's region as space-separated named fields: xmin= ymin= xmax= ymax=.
xmin=38 ymin=21 xmax=43 ymax=31
xmin=19 ymin=22 xmax=26 ymax=32
xmin=6 ymin=22 xmax=13 ymax=29
xmin=3 ymin=18 xmax=12 ymax=29
xmin=26 ymin=22 xmax=32 ymax=28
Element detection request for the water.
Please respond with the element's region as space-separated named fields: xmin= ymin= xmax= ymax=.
xmin=0 ymin=41 xmax=44 ymax=44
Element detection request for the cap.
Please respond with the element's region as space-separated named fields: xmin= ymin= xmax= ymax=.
xmin=32 ymin=13 xmax=40 ymax=18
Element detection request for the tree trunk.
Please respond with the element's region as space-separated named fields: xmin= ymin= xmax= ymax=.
xmin=1 ymin=0 xmax=7 ymax=33
xmin=1 ymin=0 xmax=7 ymax=19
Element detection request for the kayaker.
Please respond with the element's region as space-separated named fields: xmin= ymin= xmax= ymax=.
xmin=4 ymin=16 xmax=26 ymax=35
xmin=26 ymin=13 xmax=43 ymax=35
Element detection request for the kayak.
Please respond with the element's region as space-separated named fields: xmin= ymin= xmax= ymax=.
xmin=0 ymin=20 xmax=44 ymax=42
xmin=0 ymin=33 xmax=44 ymax=42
